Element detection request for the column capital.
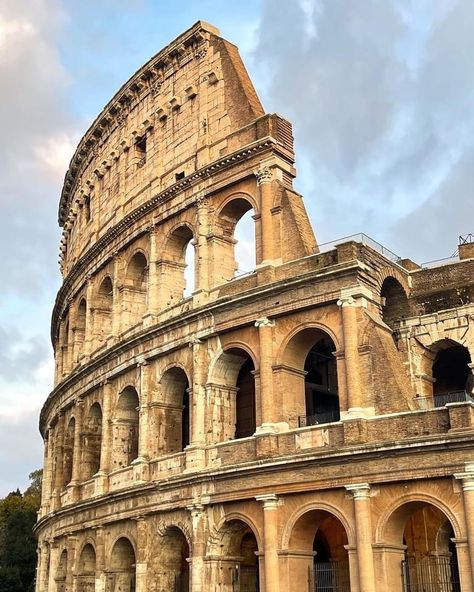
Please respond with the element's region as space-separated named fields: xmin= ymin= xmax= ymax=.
xmin=256 ymin=493 xmax=279 ymax=509
xmin=254 ymin=165 xmax=273 ymax=186
xmin=255 ymin=317 xmax=275 ymax=328
xmin=345 ymin=483 xmax=371 ymax=499
xmin=337 ymin=295 xmax=356 ymax=307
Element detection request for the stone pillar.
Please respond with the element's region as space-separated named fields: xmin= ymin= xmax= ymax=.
xmin=255 ymin=317 xmax=279 ymax=432
xmin=255 ymin=166 xmax=274 ymax=265
xmin=52 ymin=413 xmax=65 ymax=509
xmin=188 ymin=503 xmax=205 ymax=592
xmin=112 ymin=252 xmax=123 ymax=337
xmin=41 ymin=429 xmax=53 ymax=515
xmin=337 ymin=295 xmax=364 ymax=414
xmin=345 ymin=483 xmax=376 ymax=592
xmin=84 ymin=276 xmax=94 ymax=358
xmin=256 ymin=494 xmax=280 ymax=592
xmin=95 ymin=527 xmax=106 ymax=592
xmin=195 ymin=193 xmax=209 ymax=300
xmin=454 ymin=463 xmax=474 ymax=586
xmin=190 ymin=338 xmax=206 ymax=446
xmin=133 ymin=361 xmax=151 ymax=481
xmin=146 ymin=226 xmax=160 ymax=319
xmin=36 ymin=540 xmax=50 ymax=592
xmin=451 ymin=538 xmax=473 ymax=592
xmin=135 ymin=517 xmax=149 ymax=592
xmin=69 ymin=398 xmax=84 ymax=492
xmin=96 ymin=380 xmax=112 ymax=494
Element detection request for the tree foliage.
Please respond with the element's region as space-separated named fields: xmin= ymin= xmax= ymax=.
xmin=0 ymin=471 xmax=42 ymax=592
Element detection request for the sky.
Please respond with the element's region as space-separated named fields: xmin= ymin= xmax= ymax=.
xmin=0 ymin=0 xmax=473 ymax=495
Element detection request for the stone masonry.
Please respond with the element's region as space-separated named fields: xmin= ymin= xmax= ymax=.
xmin=35 ymin=21 xmax=474 ymax=592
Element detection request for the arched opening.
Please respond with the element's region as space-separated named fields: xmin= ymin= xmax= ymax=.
xmin=160 ymin=367 xmax=190 ymax=454
xmin=113 ymin=387 xmax=139 ymax=469
xmin=95 ymin=276 xmax=113 ymax=346
xmin=209 ymin=519 xmax=260 ymax=591
xmin=160 ymin=225 xmax=195 ymax=307
xmin=280 ymin=328 xmax=340 ymax=428
xmin=380 ymin=277 xmax=409 ymax=329
xmin=211 ymin=197 xmax=256 ymax=285
xmin=124 ymin=252 xmax=148 ymax=327
xmin=287 ymin=510 xmax=350 ymax=591
xmin=74 ymin=298 xmax=87 ymax=363
xmin=383 ymin=501 xmax=461 ymax=592
xmin=234 ymin=208 xmax=256 ymax=276
xmin=432 ymin=342 xmax=473 ymax=406
xmin=62 ymin=417 xmax=75 ymax=489
xmin=153 ymin=527 xmax=190 ymax=592
xmin=82 ymin=402 xmax=102 ymax=480
xmin=210 ymin=348 xmax=256 ymax=442
xmin=77 ymin=543 xmax=96 ymax=589
xmin=55 ymin=549 xmax=68 ymax=592
xmin=109 ymin=537 xmax=136 ymax=592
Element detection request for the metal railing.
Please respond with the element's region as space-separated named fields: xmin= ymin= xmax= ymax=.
xmin=299 ymin=409 xmax=341 ymax=427
xmin=402 ymin=556 xmax=460 ymax=592
xmin=313 ymin=559 xmax=351 ymax=592
xmin=434 ymin=391 xmax=473 ymax=407
xmin=317 ymin=233 xmax=401 ymax=262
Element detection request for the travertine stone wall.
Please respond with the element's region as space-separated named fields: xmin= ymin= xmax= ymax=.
xmin=36 ymin=21 xmax=474 ymax=592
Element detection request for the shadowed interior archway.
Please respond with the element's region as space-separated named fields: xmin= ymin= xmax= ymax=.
xmin=109 ymin=537 xmax=136 ymax=592
xmin=82 ymin=402 xmax=102 ymax=480
xmin=159 ymin=367 xmax=190 ymax=454
xmin=112 ymin=387 xmax=139 ymax=469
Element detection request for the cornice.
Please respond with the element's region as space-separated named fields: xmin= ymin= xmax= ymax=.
xmin=52 ymin=136 xmax=280 ymax=341
xmin=58 ymin=20 xmax=219 ymax=225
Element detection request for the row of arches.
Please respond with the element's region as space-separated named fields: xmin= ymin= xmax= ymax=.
xmin=54 ymin=329 xmax=473 ymax=492
xmin=57 ymin=201 xmax=257 ymax=376
xmin=49 ymin=497 xmax=464 ymax=592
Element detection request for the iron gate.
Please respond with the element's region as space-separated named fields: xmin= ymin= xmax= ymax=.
xmin=401 ymin=556 xmax=460 ymax=592
xmin=232 ymin=565 xmax=259 ymax=592
xmin=313 ymin=559 xmax=350 ymax=592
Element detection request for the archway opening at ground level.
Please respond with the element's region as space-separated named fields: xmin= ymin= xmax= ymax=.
xmin=383 ymin=501 xmax=461 ymax=592
xmin=153 ymin=527 xmax=190 ymax=592
xmin=55 ymin=549 xmax=68 ymax=592
xmin=109 ymin=537 xmax=136 ymax=592
xmin=208 ymin=519 xmax=260 ymax=592
xmin=77 ymin=543 xmax=96 ymax=590
xmin=287 ymin=509 xmax=350 ymax=592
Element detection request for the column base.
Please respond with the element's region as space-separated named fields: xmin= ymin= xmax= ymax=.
xmin=255 ymin=422 xmax=289 ymax=435
xmin=184 ymin=445 xmax=206 ymax=473
xmin=93 ymin=471 xmax=109 ymax=496
xmin=131 ymin=457 xmax=150 ymax=482
xmin=341 ymin=407 xmax=375 ymax=420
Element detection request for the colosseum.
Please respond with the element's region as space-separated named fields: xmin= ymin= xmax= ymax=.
xmin=35 ymin=21 xmax=474 ymax=592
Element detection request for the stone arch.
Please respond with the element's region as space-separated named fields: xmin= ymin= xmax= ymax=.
xmin=207 ymin=511 xmax=263 ymax=555
xmin=376 ymin=492 xmax=463 ymax=544
xmin=82 ymin=401 xmax=102 ymax=480
xmin=112 ymin=386 xmax=139 ymax=469
xmin=376 ymin=494 xmax=463 ymax=592
xmin=277 ymin=324 xmax=341 ymax=429
xmin=77 ymin=542 xmax=96 ymax=589
xmin=108 ymin=536 xmax=136 ymax=592
xmin=208 ymin=346 xmax=257 ymax=442
xmin=55 ymin=548 xmax=68 ymax=591
xmin=161 ymin=223 xmax=196 ymax=305
xmin=380 ymin=275 xmax=410 ymax=329
xmin=375 ymin=266 xmax=410 ymax=299
xmin=206 ymin=515 xmax=261 ymax=592
xmin=210 ymin=193 xmax=258 ymax=285
xmin=123 ymin=250 xmax=148 ymax=327
xmin=62 ymin=416 xmax=75 ymax=488
xmin=283 ymin=504 xmax=352 ymax=591
xmin=152 ymin=524 xmax=190 ymax=592
xmin=94 ymin=275 xmax=113 ymax=346
xmin=159 ymin=366 xmax=190 ymax=453
xmin=74 ymin=297 xmax=87 ymax=363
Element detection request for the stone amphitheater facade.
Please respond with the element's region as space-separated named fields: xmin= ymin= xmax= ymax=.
xmin=35 ymin=21 xmax=474 ymax=592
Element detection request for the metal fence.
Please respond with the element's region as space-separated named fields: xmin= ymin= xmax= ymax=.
xmin=317 ymin=233 xmax=401 ymax=262
xmin=238 ymin=566 xmax=259 ymax=591
xmin=299 ymin=410 xmax=341 ymax=427
xmin=402 ymin=556 xmax=460 ymax=592
xmin=313 ymin=559 xmax=350 ymax=592
xmin=434 ymin=391 xmax=473 ymax=407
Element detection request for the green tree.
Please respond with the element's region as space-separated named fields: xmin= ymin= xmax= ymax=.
xmin=0 ymin=471 xmax=42 ymax=592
